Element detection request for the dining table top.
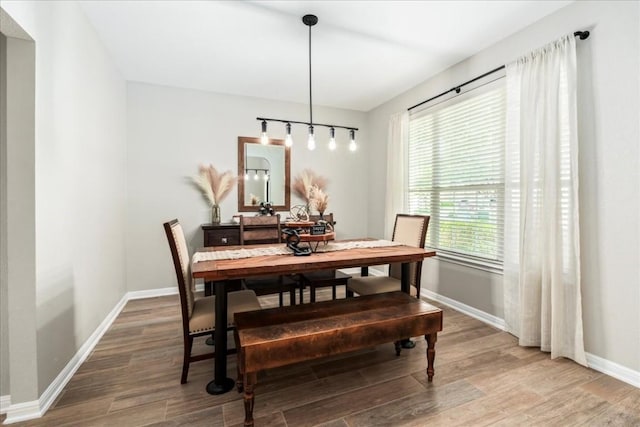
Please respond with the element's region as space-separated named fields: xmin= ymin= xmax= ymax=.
xmin=192 ymin=239 xmax=436 ymax=282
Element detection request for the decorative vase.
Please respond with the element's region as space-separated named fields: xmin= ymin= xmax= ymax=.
xmin=319 ymin=211 xmax=324 ymax=221
xmin=211 ymin=204 xmax=221 ymax=224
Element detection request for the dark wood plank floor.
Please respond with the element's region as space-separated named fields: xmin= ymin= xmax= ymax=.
xmin=4 ymin=287 xmax=640 ymax=426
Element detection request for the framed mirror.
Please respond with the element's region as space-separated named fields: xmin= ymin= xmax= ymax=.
xmin=237 ymin=136 xmax=290 ymax=212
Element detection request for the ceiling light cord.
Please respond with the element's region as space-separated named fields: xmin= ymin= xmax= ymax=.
xmin=308 ymin=17 xmax=313 ymax=127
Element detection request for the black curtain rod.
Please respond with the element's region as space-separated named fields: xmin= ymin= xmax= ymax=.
xmin=407 ymin=30 xmax=590 ymax=112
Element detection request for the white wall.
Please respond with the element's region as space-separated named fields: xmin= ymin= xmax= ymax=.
xmin=126 ymin=82 xmax=368 ymax=292
xmin=368 ymin=0 xmax=640 ymax=373
xmin=1 ymin=0 xmax=128 ymax=399
xmin=0 ymin=26 xmax=38 ymax=404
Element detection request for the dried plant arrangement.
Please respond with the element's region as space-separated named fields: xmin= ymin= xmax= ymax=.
xmin=291 ymin=169 xmax=328 ymax=205
xmin=311 ymin=185 xmax=329 ymax=214
xmin=193 ymin=164 xmax=237 ymax=206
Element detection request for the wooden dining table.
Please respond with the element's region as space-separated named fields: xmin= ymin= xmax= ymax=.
xmin=191 ymin=240 xmax=436 ymax=395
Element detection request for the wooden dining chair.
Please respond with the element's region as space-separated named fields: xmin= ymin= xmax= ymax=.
xmin=239 ymin=214 xmax=300 ymax=306
xmin=346 ymin=214 xmax=430 ymax=298
xmin=298 ymin=213 xmax=352 ymax=302
xmin=163 ymin=219 xmax=262 ymax=384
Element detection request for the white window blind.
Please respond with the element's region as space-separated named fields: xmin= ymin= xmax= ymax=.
xmin=408 ymin=80 xmax=506 ymax=263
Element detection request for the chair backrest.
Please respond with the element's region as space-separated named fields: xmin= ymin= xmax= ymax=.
xmin=240 ymin=214 xmax=281 ymax=245
xmin=388 ymin=214 xmax=430 ymax=290
xmin=163 ymin=219 xmax=195 ymax=335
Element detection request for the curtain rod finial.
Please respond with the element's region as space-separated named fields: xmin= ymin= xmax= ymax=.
xmin=574 ymin=30 xmax=589 ymax=40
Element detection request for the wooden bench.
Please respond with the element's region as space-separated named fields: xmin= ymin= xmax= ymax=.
xmin=233 ymin=291 xmax=443 ymax=426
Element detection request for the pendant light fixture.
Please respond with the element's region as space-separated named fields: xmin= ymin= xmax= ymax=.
xmin=256 ymin=14 xmax=358 ymax=151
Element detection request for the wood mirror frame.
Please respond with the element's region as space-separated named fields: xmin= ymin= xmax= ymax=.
xmin=237 ymin=136 xmax=290 ymax=212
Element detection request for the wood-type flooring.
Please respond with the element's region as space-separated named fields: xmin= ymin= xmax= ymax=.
xmin=3 ymin=287 xmax=639 ymax=426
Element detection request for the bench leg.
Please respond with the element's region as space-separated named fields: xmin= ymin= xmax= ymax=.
xmin=243 ymin=372 xmax=257 ymax=427
xmin=236 ymin=365 xmax=243 ymax=393
xmin=394 ymin=340 xmax=402 ymax=356
xmin=425 ymin=333 xmax=437 ymax=382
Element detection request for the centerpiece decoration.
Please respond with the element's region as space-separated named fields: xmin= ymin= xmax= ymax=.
xmin=291 ymin=169 xmax=328 ymax=216
xmin=311 ymin=186 xmax=329 ymax=220
xmin=193 ymin=164 xmax=236 ymax=224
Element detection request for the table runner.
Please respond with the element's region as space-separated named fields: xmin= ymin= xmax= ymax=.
xmin=192 ymin=239 xmax=403 ymax=263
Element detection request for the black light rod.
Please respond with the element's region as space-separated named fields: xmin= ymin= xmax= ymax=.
xmin=308 ymin=16 xmax=313 ymax=126
xmin=256 ymin=117 xmax=358 ymax=132
xmin=407 ymin=30 xmax=590 ymax=112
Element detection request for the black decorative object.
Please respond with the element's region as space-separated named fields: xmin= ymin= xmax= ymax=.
xmin=282 ymin=228 xmax=311 ymax=256
xmin=258 ymin=202 xmax=275 ymax=216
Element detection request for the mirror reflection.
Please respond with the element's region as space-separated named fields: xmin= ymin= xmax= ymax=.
xmin=237 ymin=137 xmax=290 ymax=212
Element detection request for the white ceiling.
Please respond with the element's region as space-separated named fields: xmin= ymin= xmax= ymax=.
xmin=79 ymin=0 xmax=572 ymax=112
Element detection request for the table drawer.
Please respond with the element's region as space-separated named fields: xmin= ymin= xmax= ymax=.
xmin=205 ymin=229 xmax=240 ymax=247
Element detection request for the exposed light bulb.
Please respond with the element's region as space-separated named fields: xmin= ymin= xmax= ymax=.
xmin=244 ymin=171 xmax=249 ymax=180
xmin=328 ymin=127 xmax=336 ymax=151
xmin=263 ymin=173 xmax=269 ymax=181
xmin=254 ymin=172 xmax=259 ymax=180
xmin=285 ymin=123 xmax=293 ymax=147
xmin=307 ymin=125 xmax=316 ymax=150
xmin=260 ymin=120 xmax=268 ymax=145
xmin=349 ymin=129 xmax=357 ymax=152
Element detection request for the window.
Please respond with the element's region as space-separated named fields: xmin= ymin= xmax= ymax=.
xmin=408 ymin=80 xmax=505 ymax=265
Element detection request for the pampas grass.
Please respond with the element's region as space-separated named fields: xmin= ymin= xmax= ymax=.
xmin=193 ymin=164 xmax=237 ymax=206
xmin=311 ymin=186 xmax=329 ymax=214
xmin=292 ymin=169 xmax=328 ymax=204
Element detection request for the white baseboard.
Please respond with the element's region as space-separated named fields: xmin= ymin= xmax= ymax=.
xmin=127 ymin=286 xmax=178 ymax=300
xmin=586 ymin=352 xmax=640 ymax=389
xmin=420 ymin=288 xmax=506 ymax=331
xmin=2 ymin=399 xmax=40 ymax=424
xmin=0 ymin=395 xmax=10 ymax=414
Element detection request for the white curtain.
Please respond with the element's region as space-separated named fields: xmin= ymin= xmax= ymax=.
xmin=384 ymin=111 xmax=409 ymax=239
xmin=503 ymin=34 xmax=587 ymax=366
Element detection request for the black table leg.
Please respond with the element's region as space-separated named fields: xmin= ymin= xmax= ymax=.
xmin=206 ymin=280 xmax=235 ymax=395
xmin=400 ymin=262 xmax=410 ymax=293
xmin=400 ymin=262 xmax=415 ymax=349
